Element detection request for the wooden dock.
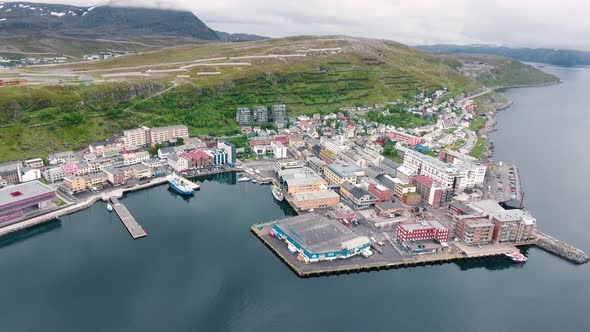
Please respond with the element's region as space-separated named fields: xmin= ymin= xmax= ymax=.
xmin=110 ymin=197 xmax=147 ymax=239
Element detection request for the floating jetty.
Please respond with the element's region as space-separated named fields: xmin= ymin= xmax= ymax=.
xmin=534 ymin=230 xmax=590 ymax=264
xmin=110 ymin=197 xmax=147 ymax=239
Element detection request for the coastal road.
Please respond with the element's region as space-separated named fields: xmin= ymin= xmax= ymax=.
xmin=461 ymin=129 xmax=478 ymax=152
xmin=457 ymin=87 xmax=492 ymax=108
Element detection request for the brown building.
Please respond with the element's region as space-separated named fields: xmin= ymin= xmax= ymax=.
xmin=491 ymin=211 xmax=536 ymax=243
xmin=319 ymin=149 xmax=337 ymax=164
xmin=0 ymin=162 xmax=22 ymax=185
xmin=455 ymin=217 xmax=495 ymax=245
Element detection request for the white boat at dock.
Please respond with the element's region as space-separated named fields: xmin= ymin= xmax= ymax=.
xmin=271 ymin=185 xmax=284 ymax=201
xmin=166 ymin=174 xmax=195 ymax=195
xmin=106 ymin=203 xmax=113 ymax=212
xmin=238 ymin=176 xmax=251 ymax=182
xmin=505 ymin=250 xmax=527 ymax=263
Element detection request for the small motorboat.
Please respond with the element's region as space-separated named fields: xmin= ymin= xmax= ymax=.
xmin=106 ymin=203 xmax=113 ymax=212
xmin=505 ymin=250 xmax=527 ymax=263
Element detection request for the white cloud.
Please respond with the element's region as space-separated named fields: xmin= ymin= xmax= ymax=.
xmin=10 ymin=0 xmax=590 ymax=50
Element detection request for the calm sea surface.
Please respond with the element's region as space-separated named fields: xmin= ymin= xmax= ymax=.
xmin=0 ymin=66 xmax=588 ymax=332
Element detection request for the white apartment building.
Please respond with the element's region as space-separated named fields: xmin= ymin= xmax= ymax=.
xmin=402 ymin=150 xmax=486 ymax=192
xmin=148 ymin=125 xmax=189 ymax=146
xmin=271 ymin=141 xmax=287 ymax=159
xmin=123 ymin=127 xmax=150 ymax=148
xmin=122 ymin=151 xmax=150 ymax=166
xmin=320 ymin=135 xmax=349 ymax=154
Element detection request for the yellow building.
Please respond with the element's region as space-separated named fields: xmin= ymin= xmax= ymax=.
xmin=291 ymin=190 xmax=340 ymax=211
xmin=63 ymin=175 xmax=86 ymax=192
xmin=284 ymin=176 xmax=328 ymax=195
xmin=324 ymin=160 xmax=365 ymax=185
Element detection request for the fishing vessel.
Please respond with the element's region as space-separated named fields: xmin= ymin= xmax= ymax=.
xmin=271 ymin=185 xmax=284 ymax=201
xmin=505 ymin=250 xmax=528 ymax=263
xmin=106 ymin=203 xmax=113 ymax=212
xmin=238 ymin=176 xmax=250 ymax=182
xmin=167 ymin=174 xmax=194 ymax=196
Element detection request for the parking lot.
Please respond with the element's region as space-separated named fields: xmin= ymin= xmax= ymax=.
xmin=484 ymin=162 xmax=521 ymax=202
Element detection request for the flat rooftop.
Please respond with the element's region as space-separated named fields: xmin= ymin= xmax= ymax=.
xmin=293 ymin=190 xmax=339 ymax=201
xmin=0 ymin=181 xmax=55 ymax=206
xmin=274 ymin=213 xmax=368 ymax=254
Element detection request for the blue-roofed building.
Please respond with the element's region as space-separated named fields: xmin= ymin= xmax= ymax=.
xmin=271 ymin=213 xmax=370 ymax=263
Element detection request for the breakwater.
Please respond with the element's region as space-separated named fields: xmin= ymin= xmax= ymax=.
xmin=534 ymin=230 xmax=590 ymax=264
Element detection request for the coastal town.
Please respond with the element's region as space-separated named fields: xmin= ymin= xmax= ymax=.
xmin=0 ymin=88 xmax=587 ymax=276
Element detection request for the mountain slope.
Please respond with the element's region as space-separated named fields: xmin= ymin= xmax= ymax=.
xmin=417 ymin=44 xmax=590 ymax=67
xmin=0 ymin=1 xmax=219 ymax=40
xmin=214 ymin=31 xmax=269 ymax=42
xmin=451 ymin=54 xmax=560 ymax=88
xmin=0 ymin=36 xmax=556 ymax=162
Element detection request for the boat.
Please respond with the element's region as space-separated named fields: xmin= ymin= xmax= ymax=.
xmin=505 ymin=250 xmax=528 ymax=263
xmin=166 ymin=174 xmax=194 ymax=196
xmin=106 ymin=203 xmax=113 ymax=212
xmin=271 ymin=185 xmax=284 ymax=201
xmin=251 ymin=179 xmax=257 ymax=184
xmin=238 ymin=176 xmax=250 ymax=182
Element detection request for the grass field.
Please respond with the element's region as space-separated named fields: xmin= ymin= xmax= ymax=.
xmin=470 ymin=137 xmax=487 ymax=159
xmin=469 ymin=117 xmax=487 ymax=131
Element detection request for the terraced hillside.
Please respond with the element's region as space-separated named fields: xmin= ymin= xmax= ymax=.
xmin=0 ymin=36 xmax=538 ymax=162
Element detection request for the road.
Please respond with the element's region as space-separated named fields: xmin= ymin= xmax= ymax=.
xmin=457 ymin=87 xmax=492 ymax=107
xmin=457 ymin=88 xmax=492 ymax=153
xmin=461 ymin=129 xmax=478 ymax=152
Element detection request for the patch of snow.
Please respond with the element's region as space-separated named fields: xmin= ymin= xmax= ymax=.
xmin=82 ymin=3 xmax=105 ymax=16
xmin=0 ymin=18 xmax=6 ymax=22
xmin=0 ymin=5 xmax=3 ymax=10
xmin=5 ymin=8 xmax=11 ymax=12
xmin=50 ymin=11 xmax=66 ymax=17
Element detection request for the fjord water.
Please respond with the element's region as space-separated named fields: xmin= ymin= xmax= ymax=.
xmin=0 ymin=66 xmax=589 ymax=332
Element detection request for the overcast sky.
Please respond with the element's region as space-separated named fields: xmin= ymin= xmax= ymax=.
xmin=9 ymin=0 xmax=590 ymax=50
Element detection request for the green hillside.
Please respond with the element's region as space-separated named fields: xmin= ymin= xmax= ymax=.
xmin=0 ymin=36 xmax=509 ymax=162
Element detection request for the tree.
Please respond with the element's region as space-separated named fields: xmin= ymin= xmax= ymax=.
xmin=148 ymin=143 xmax=164 ymax=156
xmin=176 ymin=137 xmax=185 ymax=146
xmin=383 ymin=145 xmax=397 ymax=156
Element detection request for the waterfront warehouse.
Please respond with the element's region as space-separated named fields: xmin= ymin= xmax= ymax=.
xmin=0 ymin=181 xmax=56 ymax=223
xmin=271 ymin=213 xmax=370 ymax=263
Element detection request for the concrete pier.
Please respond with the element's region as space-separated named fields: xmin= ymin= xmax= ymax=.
xmin=534 ymin=230 xmax=589 ymax=264
xmin=251 ymin=222 xmax=516 ymax=278
xmin=110 ymin=197 xmax=147 ymax=239
xmin=177 ymin=176 xmax=200 ymax=190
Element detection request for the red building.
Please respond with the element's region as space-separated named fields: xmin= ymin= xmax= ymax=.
xmin=455 ymin=217 xmax=495 ymax=245
xmin=396 ymin=219 xmax=450 ymax=243
xmin=0 ymin=181 xmax=56 ymax=223
xmin=412 ymin=175 xmax=447 ymax=208
xmin=387 ymin=131 xmax=421 ymax=146
xmin=183 ymin=150 xmax=213 ymax=168
xmin=368 ymin=183 xmax=392 ymax=202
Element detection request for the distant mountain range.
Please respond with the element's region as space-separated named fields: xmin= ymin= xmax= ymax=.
xmin=416 ymin=44 xmax=590 ymax=67
xmin=0 ymin=1 xmax=268 ymax=42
